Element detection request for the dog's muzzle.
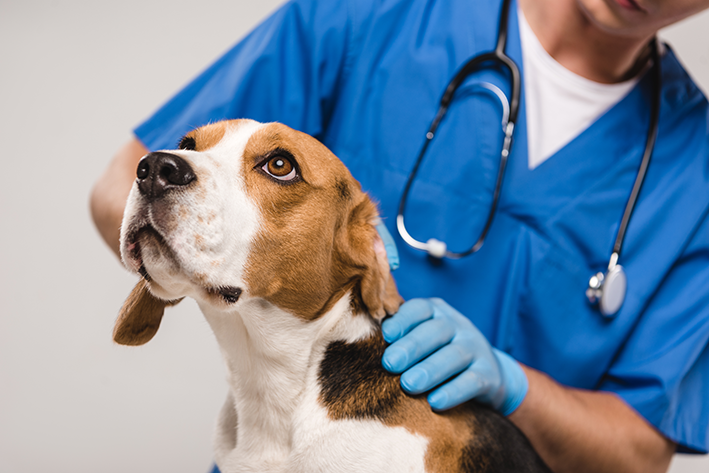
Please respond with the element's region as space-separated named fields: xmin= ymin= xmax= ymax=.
xmin=137 ymin=152 xmax=196 ymax=201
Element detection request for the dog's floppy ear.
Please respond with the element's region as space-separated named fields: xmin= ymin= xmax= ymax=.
xmin=341 ymin=197 xmax=403 ymax=321
xmin=368 ymin=226 xmax=404 ymax=320
xmin=113 ymin=279 xmax=182 ymax=346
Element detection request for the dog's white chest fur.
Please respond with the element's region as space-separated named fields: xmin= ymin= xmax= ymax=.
xmin=203 ymin=296 xmax=428 ymax=473
xmin=215 ymin=381 xmax=429 ymax=473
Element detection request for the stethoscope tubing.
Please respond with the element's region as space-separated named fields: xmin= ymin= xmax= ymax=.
xmin=613 ymin=38 xmax=661 ymax=260
xmin=397 ymin=0 xmax=520 ymax=259
xmin=396 ymin=0 xmax=661 ymax=318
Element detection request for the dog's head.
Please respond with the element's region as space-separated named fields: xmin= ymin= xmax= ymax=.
xmin=114 ymin=120 xmax=402 ymax=346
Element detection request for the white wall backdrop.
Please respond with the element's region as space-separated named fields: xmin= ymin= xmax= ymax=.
xmin=0 ymin=1 xmax=707 ymax=472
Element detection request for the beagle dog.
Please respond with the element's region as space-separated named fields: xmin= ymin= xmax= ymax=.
xmin=115 ymin=119 xmax=550 ymax=473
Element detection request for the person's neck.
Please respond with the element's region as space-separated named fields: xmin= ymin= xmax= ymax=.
xmin=518 ymin=0 xmax=654 ymax=84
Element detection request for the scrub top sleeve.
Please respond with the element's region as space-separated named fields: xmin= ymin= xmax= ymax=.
xmin=598 ymin=211 xmax=709 ymax=453
xmin=134 ymin=0 xmax=356 ymax=152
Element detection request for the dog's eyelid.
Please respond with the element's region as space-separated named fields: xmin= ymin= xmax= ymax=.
xmin=254 ymin=148 xmax=298 ymax=165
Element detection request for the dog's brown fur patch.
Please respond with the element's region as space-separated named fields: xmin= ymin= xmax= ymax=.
xmin=239 ymin=122 xmax=401 ymax=321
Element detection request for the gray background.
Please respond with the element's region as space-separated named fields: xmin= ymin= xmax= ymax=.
xmin=0 ymin=1 xmax=707 ymax=472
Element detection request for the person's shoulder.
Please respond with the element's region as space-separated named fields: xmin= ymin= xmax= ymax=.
xmin=661 ymin=46 xmax=708 ymax=118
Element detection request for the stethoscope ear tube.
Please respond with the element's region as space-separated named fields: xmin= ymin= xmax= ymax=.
xmin=396 ymin=84 xmax=516 ymax=260
xmin=612 ymin=38 xmax=661 ymax=258
xmin=396 ymin=0 xmax=521 ymax=260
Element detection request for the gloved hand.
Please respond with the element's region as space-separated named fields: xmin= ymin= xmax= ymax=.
xmin=381 ymin=298 xmax=528 ymax=415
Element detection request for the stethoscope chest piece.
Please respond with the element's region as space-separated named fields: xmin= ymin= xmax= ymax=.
xmin=586 ymin=254 xmax=627 ymax=318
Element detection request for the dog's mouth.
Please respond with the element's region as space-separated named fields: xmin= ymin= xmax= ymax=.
xmin=124 ymin=224 xmax=243 ymax=305
xmin=125 ymin=224 xmax=174 ymax=279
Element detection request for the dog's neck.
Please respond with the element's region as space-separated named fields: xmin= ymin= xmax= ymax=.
xmin=199 ymin=292 xmax=377 ymax=463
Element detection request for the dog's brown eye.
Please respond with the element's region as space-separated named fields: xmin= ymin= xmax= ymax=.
xmin=262 ymin=156 xmax=297 ymax=181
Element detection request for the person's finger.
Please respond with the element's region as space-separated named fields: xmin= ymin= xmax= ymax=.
xmin=399 ymin=341 xmax=474 ymax=394
xmin=429 ymin=298 xmax=482 ymax=332
xmin=381 ymin=298 xmax=434 ymax=343
xmin=382 ymin=317 xmax=455 ymax=373
xmin=426 ymin=368 xmax=490 ymax=411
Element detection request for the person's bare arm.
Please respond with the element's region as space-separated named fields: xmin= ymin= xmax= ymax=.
xmin=509 ymin=365 xmax=676 ymax=473
xmin=90 ymin=138 xmax=148 ymax=257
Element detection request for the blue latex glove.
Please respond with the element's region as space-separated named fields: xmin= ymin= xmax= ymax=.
xmin=381 ymin=298 xmax=528 ymax=415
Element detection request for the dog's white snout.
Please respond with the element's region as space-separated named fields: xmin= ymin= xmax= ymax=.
xmin=137 ymin=151 xmax=196 ymax=201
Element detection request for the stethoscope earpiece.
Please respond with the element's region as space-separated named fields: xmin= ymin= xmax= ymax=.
xmin=426 ymin=238 xmax=448 ymax=259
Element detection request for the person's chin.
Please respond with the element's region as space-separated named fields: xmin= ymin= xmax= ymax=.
xmin=575 ymin=0 xmax=653 ymax=37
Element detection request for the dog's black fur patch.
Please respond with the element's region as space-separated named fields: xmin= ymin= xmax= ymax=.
xmin=319 ymin=334 xmax=403 ymax=421
xmin=318 ymin=332 xmax=551 ymax=472
xmin=458 ymin=404 xmax=552 ymax=472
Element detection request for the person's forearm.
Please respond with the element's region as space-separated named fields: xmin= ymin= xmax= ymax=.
xmin=509 ymin=366 xmax=675 ymax=473
xmin=90 ymin=138 xmax=148 ymax=257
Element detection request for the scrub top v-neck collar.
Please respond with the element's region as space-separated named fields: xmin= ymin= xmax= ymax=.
xmin=498 ymin=5 xmax=658 ymax=241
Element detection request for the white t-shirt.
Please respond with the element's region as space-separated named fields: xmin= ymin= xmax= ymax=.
xmin=518 ymin=9 xmax=640 ymax=170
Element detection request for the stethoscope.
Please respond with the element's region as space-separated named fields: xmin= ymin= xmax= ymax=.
xmin=396 ymin=0 xmax=662 ymax=318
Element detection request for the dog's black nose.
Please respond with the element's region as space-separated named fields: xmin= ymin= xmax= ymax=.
xmin=137 ymin=152 xmax=196 ymax=201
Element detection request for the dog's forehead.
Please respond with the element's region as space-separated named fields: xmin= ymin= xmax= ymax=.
xmin=183 ymin=120 xmax=349 ymax=185
xmin=185 ymin=120 xmax=350 ymax=186
xmin=181 ymin=119 xmax=253 ymax=152
xmin=181 ymin=120 xmax=262 ymax=163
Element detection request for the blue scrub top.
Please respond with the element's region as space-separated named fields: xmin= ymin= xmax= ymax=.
xmin=135 ymin=0 xmax=709 ymax=453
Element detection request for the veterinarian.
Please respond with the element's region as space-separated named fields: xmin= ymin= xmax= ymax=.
xmin=91 ymin=0 xmax=709 ymax=471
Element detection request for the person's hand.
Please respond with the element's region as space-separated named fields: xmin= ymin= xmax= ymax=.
xmin=381 ymin=298 xmax=528 ymax=415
